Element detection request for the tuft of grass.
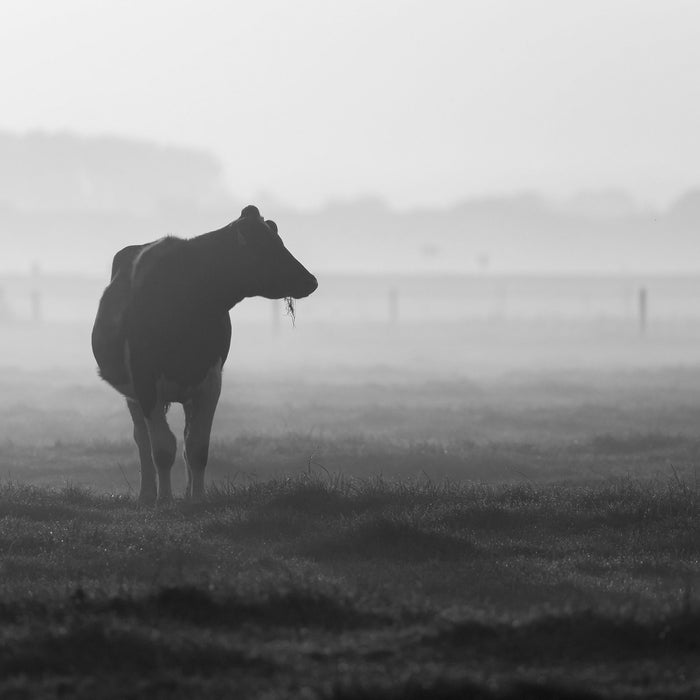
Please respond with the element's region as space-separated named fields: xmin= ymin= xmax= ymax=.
xmin=429 ymin=608 xmax=700 ymax=658
xmin=587 ymin=431 xmax=689 ymax=455
xmin=328 ymin=677 xmax=604 ymax=700
xmin=0 ymin=619 xmax=274 ymax=678
xmin=100 ymin=584 xmax=389 ymax=630
xmin=304 ymin=514 xmax=476 ymax=563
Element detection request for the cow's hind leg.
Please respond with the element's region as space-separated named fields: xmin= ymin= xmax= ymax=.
xmin=183 ymin=363 xmax=222 ymax=501
xmin=127 ymin=399 xmax=157 ymax=505
xmin=144 ymin=402 xmax=177 ymax=504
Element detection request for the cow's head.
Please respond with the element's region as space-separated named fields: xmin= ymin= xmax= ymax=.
xmin=234 ymin=205 xmax=318 ymax=300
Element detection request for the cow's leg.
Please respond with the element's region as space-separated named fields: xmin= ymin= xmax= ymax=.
xmin=183 ymin=363 xmax=222 ymax=501
xmin=126 ymin=399 xmax=157 ymax=504
xmin=144 ymin=402 xmax=177 ymax=504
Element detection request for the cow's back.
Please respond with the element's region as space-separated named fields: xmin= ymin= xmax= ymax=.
xmin=93 ymin=237 xmax=233 ymax=411
xmin=125 ymin=239 xmax=233 ymax=410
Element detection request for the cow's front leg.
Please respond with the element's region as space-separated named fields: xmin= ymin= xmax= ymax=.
xmin=126 ymin=399 xmax=157 ymax=505
xmin=183 ymin=362 xmax=222 ymax=501
xmin=144 ymin=402 xmax=177 ymax=504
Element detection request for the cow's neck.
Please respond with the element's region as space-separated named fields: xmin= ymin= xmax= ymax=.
xmin=189 ymin=228 xmax=252 ymax=311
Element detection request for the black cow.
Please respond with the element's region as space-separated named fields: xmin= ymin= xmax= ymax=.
xmin=92 ymin=205 xmax=318 ymax=503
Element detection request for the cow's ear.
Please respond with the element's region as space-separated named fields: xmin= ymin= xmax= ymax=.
xmin=266 ymin=220 xmax=278 ymax=234
xmin=241 ymin=204 xmax=261 ymax=219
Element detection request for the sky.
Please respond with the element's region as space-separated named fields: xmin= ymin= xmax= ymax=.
xmin=1 ymin=0 xmax=700 ymax=209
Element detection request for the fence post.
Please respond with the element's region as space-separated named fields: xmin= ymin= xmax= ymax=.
xmin=0 ymin=287 xmax=7 ymax=322
xmin=388 ymin=287 xmax=399 ymax=326
xmin=271 ymin=299 xmax=281 ymax=334
xmin=638 ymin=286 xmax=647 ymax=335
xmin=30 ymin=263 xmax=43 ymax=323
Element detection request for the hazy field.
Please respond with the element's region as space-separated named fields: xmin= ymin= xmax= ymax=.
xmin=1 ymin=319 xmax=699 ymax=697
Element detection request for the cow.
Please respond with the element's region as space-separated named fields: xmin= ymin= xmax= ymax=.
xmin=91 ymin=205 xmax=318 ymax=504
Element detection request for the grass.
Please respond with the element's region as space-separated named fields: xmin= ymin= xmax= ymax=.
xmin=0 ymin=474 xmax=698 ymax=699
xmin=3 ymin=428 xmax=700 ymax=494
xmin=2 ymin=365 xmax=700 ymax=696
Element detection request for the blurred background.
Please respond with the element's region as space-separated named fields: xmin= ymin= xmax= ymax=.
xmin=1 ymin=0 xmax=700 ymax=389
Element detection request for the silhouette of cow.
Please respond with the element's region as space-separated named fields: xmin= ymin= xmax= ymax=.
xmin=92 ymin=205 xmax=318 ymax=504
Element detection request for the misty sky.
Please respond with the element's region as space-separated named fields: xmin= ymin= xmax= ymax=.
xmin=1 ymin=0 xmax=699 ymax=209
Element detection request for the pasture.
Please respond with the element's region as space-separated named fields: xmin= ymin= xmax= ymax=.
xmin=0 ymin=320 xmax=699 ymax=698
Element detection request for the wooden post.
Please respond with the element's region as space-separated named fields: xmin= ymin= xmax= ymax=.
xmin=30 ymin=262 xmax=42 ymax=323
xmin=388 ymin=287 xmax=399 ymax=326
xmin=271 ymin=299 xmax=281 ymax=334
xmin=0 ymin=287 xmax=7 ymax=322
xmin=638 ymin=286 xmax=647 ymax=335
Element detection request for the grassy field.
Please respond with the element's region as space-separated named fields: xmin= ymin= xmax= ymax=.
xmin=0 ymin=476 xmax=698 ymax=699
xmin=1 ymin=362 xmax=699 ymax=697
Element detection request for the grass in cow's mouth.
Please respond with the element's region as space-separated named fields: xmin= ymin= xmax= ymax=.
xmin=284 ymin=297 xmax=296 ymax=326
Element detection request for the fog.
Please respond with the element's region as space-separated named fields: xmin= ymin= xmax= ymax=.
xmin=2 ymin=1 xmax=700 ymax=209
xmin=4 ymin=10 xmax=700 ymax=696
xmin=1 ymin=1 xmax=700 ymax=378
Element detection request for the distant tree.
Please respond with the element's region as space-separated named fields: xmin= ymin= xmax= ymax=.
xmin=0 ymin=131 xmax=229 ymax=214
